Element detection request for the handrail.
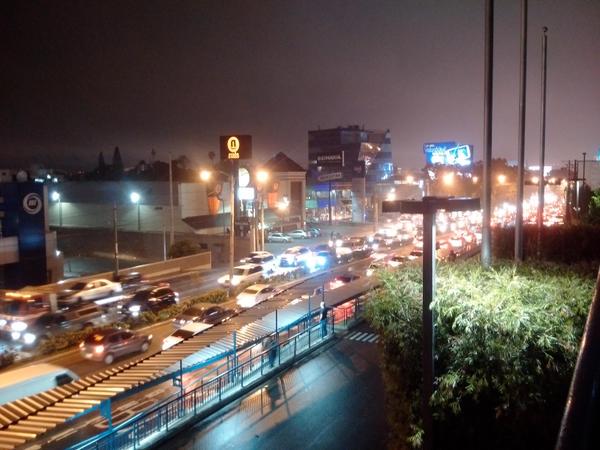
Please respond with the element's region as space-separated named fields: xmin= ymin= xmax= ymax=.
xmin=556 ymin=266 xmax=600 ymax=450
xmin=71 ymin=315 xmax=338 ymax=450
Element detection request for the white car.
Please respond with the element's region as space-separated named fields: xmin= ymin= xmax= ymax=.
xmin=246 ymin=253 xmax=277 ymax=273
xmin=280 ymin=246 xmax=312 ymax=267
xmin=236 ymin=284 xmax=277 ymax=308
xmin=287 ymin=229 xmax=309 ymax=239
xmin=240 ymin=251 xmax=273 ymax=264
xmin=217 ymin=264 xmax=264 ymax=287
xmin=162 ymin=322 xmax=213 ymax=350
xmin=267 ymin=232 xmax=292 ymax=243
xmin=58 ymin=279 xmax=122 ymax=305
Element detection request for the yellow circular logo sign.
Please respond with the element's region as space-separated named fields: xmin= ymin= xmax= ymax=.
xmin=227 ymin=136 xmax=240 ymax=154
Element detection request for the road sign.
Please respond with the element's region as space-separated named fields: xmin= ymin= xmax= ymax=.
xmin=318 ymin=172 xmax=343 ymax=182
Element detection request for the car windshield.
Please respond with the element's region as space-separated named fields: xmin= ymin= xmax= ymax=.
xmin=243 ymin=287 xmax=261 ymax=294
xmin=172 ymin=329 xmax=195 ymax=339
xmin=249 ymin=257 xmax=265 ymax=264
xmin=233 ymin=268 xmax=247 ymax=276
xmin=0 ymin=300 xmax=28 ymax=315
xmin=69 ymin=282 xmax=87 ymax=290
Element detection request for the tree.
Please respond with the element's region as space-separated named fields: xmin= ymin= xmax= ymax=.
xmin=586 ymin=188 xmax=600 ymax=224
xmin=97 ymin=151 xmax=107 ymax=177
xmin=112 ymin=146 xmax=124 ymax=179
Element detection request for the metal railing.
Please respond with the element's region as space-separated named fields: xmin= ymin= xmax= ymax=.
xmin=72 ymin=313 xmax=343 ymax=450
xmin=556 ymin=267 xmax=600 ymax=450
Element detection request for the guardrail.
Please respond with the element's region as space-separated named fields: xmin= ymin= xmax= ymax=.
xmin=72 ymin=317 xmax=340 ymax=450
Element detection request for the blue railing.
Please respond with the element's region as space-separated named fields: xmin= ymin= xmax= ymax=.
xmin=71 ymin=315 xmax=340 ymax=450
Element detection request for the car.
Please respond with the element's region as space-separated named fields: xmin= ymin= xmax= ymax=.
xmin=125 ymin=286 xmax=179 ymax=316
xmin=287 ymin=229 xmax=309 ymax=239
xmin=306 ymin=227 xmax=321 ymax=238
xmin=313 ymin=250 xmax=334 ymax=269
xmin=218 ymin=264 xmax=265 ymax=287
xmin=328 ymin=274 xmax=360 ymax=290
xmin=16 ymin=303 xmax=121 ymax=347
xmin=162 ymin=322 xmax=213 ymax=350
xmin=80 ymin=328 xmax=152 ymax=364
xmin=408 ymin=249 xmax=423 ymax=260
xmin=57 ymin=279 xmax=122 ymax=305
xmin=280 ymin=246 xmax=312 ymax=267
xmin=312 ymin=243 xmax=331 ymax=253
xmin=240 ymin=251 xmax=273 ymax=264
xmin=113 ymin=272 xmax=145 ymax=291
xmin=236 ymin=284 xmax=277 ymax=308
xmin=267 ymin=232 xmax=292 ymax=243
xmin=387 ymin=255 xmax=407 ymax=268
xmin=172 ymin=305 xmax=234 ymax=329
xmin=247 ymin=253 xmax=277 ymax=273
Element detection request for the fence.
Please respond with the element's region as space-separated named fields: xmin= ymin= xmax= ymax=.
xmin=71 ymin=296 xmax=371 ymax=450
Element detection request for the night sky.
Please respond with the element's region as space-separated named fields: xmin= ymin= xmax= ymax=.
xmin=1 ymin=0 xmax=598 ymax=171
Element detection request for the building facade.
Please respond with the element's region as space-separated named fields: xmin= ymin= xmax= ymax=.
xmin=307 ymin=125 xmax=394 ymax=223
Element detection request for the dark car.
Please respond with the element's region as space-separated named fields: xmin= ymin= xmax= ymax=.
xmin=125 ymin=286 xmax=179 ymax=316
xmin=172 ymin=305 xmax=235 ymax=329
xmin=113 ymin=272 xmax=146 ymax=292
xmin=18 ymin=304 xmax=119 ymax=347
xmin=328 ymin=274 xmax=360 ymax=290
xmin=80 ymin=328 xmax=152 ymax=364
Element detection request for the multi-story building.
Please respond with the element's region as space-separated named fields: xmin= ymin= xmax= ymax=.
xmin=307 ymin=125 xmax=394 ymax=223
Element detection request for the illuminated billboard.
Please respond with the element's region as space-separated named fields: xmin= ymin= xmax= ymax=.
xmin=423 ymin=142 xmax=473 ymax=166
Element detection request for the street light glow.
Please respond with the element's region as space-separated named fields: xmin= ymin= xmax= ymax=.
xmin=199 ymin=170 xmax=212 ymax=181
xmin=497 ymin=174 xmax=507 ymax=184
xmin=472 ymin=176 xmax=479 ymax=184
xmin=531 ymin=176 xmax=539 ymax=184
xmin=256 ymin=170 xmax=269 ymax=184
xmin=405 ymin=175 xmax=414 ymax=184
xmin=130 ymin=192 xmax=141 ymax=204
xmin=442 ymin=172 xmax=454 ymax=186
xmin=51 ymin=191 xmax=60 ymax=202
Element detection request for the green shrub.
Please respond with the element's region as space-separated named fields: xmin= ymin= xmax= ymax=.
xmin=366 ymin=261 xmax=595 ymax=450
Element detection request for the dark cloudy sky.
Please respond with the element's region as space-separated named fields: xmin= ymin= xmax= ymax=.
xmin=1 ymin=0 xmax=598 ymax=170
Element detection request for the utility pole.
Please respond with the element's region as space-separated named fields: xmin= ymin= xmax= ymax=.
xmin=113 ymin=202 xmax=119 ymax=278
xmin=536 ymin=26 xmax=548 ymax=259
xmin=169 ymin=152 xmax=175 ymax=247
xmin=481 ymin=0 xmax=495 ymax=268
xmin=515 ymin=0 xmax=528 ymax=263
xmin=229 ymin=163 xmax=235 ymax=296
xmin=582 ymin=152 xmax=587 ymax=184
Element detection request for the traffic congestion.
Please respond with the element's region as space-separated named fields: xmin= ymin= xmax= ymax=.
xmin=0 ymin=213 xmax=481 ymax=408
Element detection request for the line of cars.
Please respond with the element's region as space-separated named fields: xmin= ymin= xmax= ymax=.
xmin=266 ymin=226 xmax=321 ymax=243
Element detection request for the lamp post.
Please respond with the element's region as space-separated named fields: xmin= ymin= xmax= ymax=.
xmin=382 ymin=196 xmax=481 ymax=450
xmin=51 ymin=191 xmax=62 ymax=227
xmin=256 ymin=170 xmax=269 ymax=251
xmin=201 ymin=168 xmax=235 ymax=295
xmin=130 ymin=192 xmax=141 ymax=231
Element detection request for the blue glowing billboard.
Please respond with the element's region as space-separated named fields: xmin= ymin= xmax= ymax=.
xmin=423 ymin=142 xmax=473 ymax=166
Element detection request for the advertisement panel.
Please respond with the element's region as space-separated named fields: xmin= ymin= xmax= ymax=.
xmin=423 ymin=142 xmax=473 ymax=166
xmin=220 ymin=135 xmax=252 ymax=160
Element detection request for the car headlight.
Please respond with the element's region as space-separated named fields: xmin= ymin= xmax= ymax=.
xmin=0 ymin=319 xmax=6 ymax=327
xmin=11 ymin=332 xmax=21 ymax=340
xmin=94 ymin=345 xmax=105 ymax=354
xmin=129 ymin=305 xmax=141 ymax=312
xmin=23 ymin=333 xmax=36 ymax=345
xmin=366 ymin=269 xmax=374 ymax=277
xmin=11 ymin=321 xmax=27 ymax=332
xmin=231 ymin=278 xmax=240 ymax=286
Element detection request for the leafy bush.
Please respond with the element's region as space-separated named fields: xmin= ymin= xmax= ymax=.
xmin=366 ymin=261 xmax=595 ymax=450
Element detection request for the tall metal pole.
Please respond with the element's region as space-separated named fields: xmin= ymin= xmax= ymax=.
xmin=328 ymin=181 xmax=333 ymax=225
xmin=113 ymin=202 xmax=119 ymax=278
xmin=422 ymin=210 xmax=436 ymax=450
xmin=260 ymin=193 xmax=265 ymax=251
xmin=515 ymin=0 xmax=528 ymax=263
xmin=137 ymin=203 xmax=141 ymax=232
xmin=536 ymin=26 xmax=548 ymax=259
xmin=582 ymin=152 xmax=587 ymax=184
xmin=169 ymin=153 xmax=175 ymax=247
xmin=229 ymin=165 xmax=235 ymax=295
xmin=481 ymin=0 xmax=495 ymax=268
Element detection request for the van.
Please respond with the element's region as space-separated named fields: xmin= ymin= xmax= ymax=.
xmin=0 ymin=363 xmax=79 ymax=405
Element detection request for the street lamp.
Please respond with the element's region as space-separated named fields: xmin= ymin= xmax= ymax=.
xmin=255 ymin=170 xmax=269 ymax=251
xmin=130 ymin=192 xmax=141 ymax=231
xmin=382 ymin=196 xmax=481 ymax=450
xmin=51 ymin=191 xmax=62 ymax=227
xmin=497 ymin=174 xmax=507 ymax=185
xmin=200 ymin=168 xmax=235 ymax=294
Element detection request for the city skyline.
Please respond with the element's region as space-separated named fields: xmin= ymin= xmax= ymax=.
xmin=1 ymin=0 xmax=598 ymax=170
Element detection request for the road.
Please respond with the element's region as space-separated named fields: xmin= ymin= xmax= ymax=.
xmin=161 ymin=321 xmax=387 ymax=450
